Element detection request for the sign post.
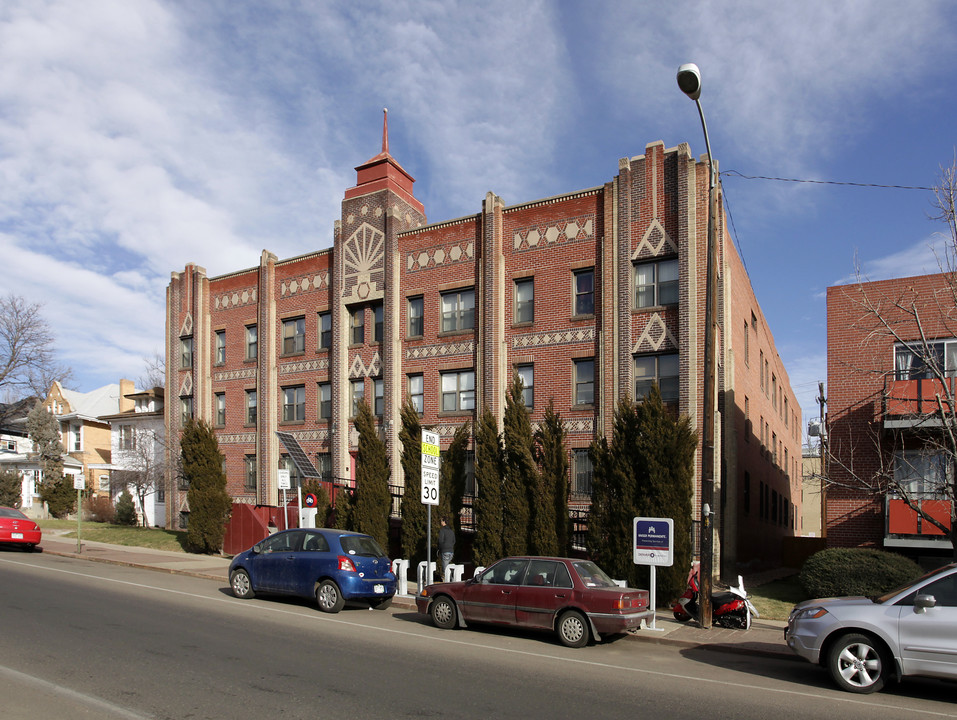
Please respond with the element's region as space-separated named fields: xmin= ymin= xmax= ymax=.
xmin=73 ymin=475 xmax=86 ymax=553
xmin=277 ymin=469 xmax=291 ymax=531
xmin=633 ymin=517 xmax=674 ymax=631
xmin=421 ymin=430 xmax=439 ymax=586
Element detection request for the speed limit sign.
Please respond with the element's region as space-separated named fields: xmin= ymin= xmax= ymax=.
xmin=420 ymin=430 xmax=439 ymax=506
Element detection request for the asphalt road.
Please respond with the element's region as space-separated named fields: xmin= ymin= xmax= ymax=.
xmin=2 ymin=549 xmax=955 ymax=720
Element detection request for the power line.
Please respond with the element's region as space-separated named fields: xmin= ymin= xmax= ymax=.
xmin=722 ymin=169 xmax=932 ymax=191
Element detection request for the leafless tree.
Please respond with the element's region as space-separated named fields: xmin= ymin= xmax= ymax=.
xmin=828 ymin=156 xmax=957 ymax=557
xmin=0 ymin=295 xmax=72 ymax=425
xmin=137 ymin=350 xmax=166 ymax=391
xmin=113 ymin=428 xmax=167 ymax=527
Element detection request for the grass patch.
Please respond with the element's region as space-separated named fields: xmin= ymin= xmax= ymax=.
xmin=39 ymin=519 xmax=189 ymax=553
xmin=749 ymin=575 xmax=807 ymax=621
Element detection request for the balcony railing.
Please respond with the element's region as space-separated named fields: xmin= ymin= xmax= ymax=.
xmin=883 ymin=376 xmax=955 ymax=419
xmin=885 ymin=495 xmax=953 ymax=547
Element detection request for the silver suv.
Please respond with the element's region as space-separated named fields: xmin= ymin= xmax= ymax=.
xmin=786 ymin=563 xmax=957 ymax=693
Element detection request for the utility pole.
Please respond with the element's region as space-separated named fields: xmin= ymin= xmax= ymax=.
xmin=817 ymin=382 xmax=827 ymax=538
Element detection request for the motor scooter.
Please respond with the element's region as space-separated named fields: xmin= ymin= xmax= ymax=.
xmin=671 ymin=561 xmax=759 ymax=629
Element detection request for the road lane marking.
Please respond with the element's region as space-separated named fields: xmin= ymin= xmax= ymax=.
xmin=0 ymin=664 xmax=152 ymax=719
xmin=4 ymin=556 xmax=954 ymax=717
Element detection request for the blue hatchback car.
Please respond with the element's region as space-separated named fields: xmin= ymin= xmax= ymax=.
xmin=228 ymin=528 xmax=397 ymax=613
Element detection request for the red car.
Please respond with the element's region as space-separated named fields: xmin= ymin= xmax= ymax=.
xmin=416 ymin=556 xmax=651 ymax=647
xmin=0 ymin=506 xmax=41 ymax=551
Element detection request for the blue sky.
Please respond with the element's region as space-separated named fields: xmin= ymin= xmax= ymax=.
xmin=2 ymin=0 xmax=955 ymax=442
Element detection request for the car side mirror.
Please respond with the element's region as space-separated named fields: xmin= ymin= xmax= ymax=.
xmin=252 ymin=542 xmax=264 ymax=555
xmin=914 ymin=593 xmax=936 ymax=612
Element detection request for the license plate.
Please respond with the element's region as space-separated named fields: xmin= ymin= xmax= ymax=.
xmin=11 ymin=533 xmax=23 ymax=539
xmin=374 ymin=584 xmax=384 ymax=594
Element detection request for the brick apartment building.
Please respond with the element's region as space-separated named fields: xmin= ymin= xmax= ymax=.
xmin=164 ymin=116 xmax=801 ymax=571
xmin=827 ymin=274 xmax=955 ymax=561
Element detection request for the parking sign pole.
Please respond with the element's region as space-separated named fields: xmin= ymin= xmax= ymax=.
xmin=421 ymin=429 xmax=440 ymax=588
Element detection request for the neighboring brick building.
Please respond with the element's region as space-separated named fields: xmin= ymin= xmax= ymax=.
xmin=165 ymin=115 xmax=801 ymax=572
xmin=827 ymin=274 xmax=955 ymax=560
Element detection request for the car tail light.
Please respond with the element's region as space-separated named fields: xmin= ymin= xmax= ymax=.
xmin=337 ymin=555 xmax=357 ymax=572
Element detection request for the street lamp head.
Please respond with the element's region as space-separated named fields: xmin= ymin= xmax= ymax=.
xmin=677 ymin=63 xmax=702 ymax=101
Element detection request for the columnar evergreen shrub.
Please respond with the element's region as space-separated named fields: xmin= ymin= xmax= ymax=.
xmin=114 ymin=490 xmax=137 ymax=526
xmin=535 ymin=401 xmax=570 ymax=555
xmin=472 ymin=406 xmax=504 ymax=566
xmin=0 ymin=468 xmax=22 ymax=507
xmin=181 ymin=418 xmax=231 ymax=554
xmin=353 ymin=401 xmax=390 ymax=549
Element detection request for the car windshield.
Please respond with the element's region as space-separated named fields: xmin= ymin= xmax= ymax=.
xmin=571 ymin=560 xmax=618 ymax=588
xmin=0 ymin=507 xmax=27 ymax=519
xmin=876 ymin=564 xmax=956 ymax=604
xmin=340 ymin=535 xmax=386 ymax=558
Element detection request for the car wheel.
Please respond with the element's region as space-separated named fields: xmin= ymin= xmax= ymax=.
xmin=316 ymin=580 xmax=345 ymax=613
xmin=827 ymin=633 xmax=888 ymax=694
xmin=557 ymin=610 xmax=590 ymax=648
xmin=430 ymin=596 xmax=457 ymax=629
xmin=230 ymin=569 xmax=255 ymax=599
xmin=370 ymin=597 xmax=393 ymax=610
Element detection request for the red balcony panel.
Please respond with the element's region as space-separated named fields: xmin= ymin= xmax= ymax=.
xmin=922 ymin=500 xmax=953 ymax=535
xmin=885 ymin=378 xmax=955 ymax=416
xmin=888 ymin=499 xmax=920 ymax=534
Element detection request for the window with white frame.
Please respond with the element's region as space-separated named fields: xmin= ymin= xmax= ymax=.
xmin=350 ymin=379 xmax=365 ymax=416
xmin=441 ymin=370 xmax=475 ymax=412
xmin=634 ymin=353 xmax=679 ymax=403
xmin=373 ymin=303 xmax=383 ymax=343
xmin=441 ymin=289 xmax=475 ymax=332
xmin=244 ymin=455 xmax=256 ymax=492
xmin=515 ymin=278 xmax=534 ymax=324
xmin=282 ymin=317 xmax=305 ymax=355
xmin=181 ymin=337 xmax=193 ymax=368
xmin=350 ymin=306 xmax=365 ymax=345
xmin=246 ymin=325 xmax=258 ymax=360
xmin=634 ymin=258 xmax=678 ymax=308
xmin=215 ymin=393 xmax=225 ymax=426
xmin=408 ymin=296 xmax=424 ymax=337
xmin=215 ymin=330 xmax=226 ymax=365
xmin=895 ymin=339 xmax=957 ymax=379
xmin=180 ymin=397 xmax=193 ymax=424
xmin=409 ymin=374 xmax=424 ymax=414
xmin=894 ymin=449 xmax=951 ymax=497
xmin=119 ymin=425 xmax=135 ymax=451
xmin=316 ymin=452 xmax=332 ymax=479
xmin=374 ymin=377 xmax=384 ymax=416
xmin=246 ymin=390 xmax=257 ymax=425
xmin=282 ymin=385 xmax=305 ymax=422
xmin=516 ymin=365 xmax=533 ymax=409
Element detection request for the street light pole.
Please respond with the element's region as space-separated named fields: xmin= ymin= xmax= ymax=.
xmin=677 ymin=62 xmax=717 ymax=629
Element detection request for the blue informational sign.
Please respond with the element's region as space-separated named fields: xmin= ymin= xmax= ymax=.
xmin=633 ymin=517 xmax=674 ymax=567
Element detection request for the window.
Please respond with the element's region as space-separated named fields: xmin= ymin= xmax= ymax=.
xmin=743 ymin=320 xmax=749 ymax=366
xmin=760 ymin=350 xmax=765 ymax=390
xmin=350 ymin=379 xmax=365 ymax=416
xmin=573 ymin=449 xmax=593 ymax=495
xmin=180 ymin=397 xmax=193 ymax=424
xmin=118 ymin=425 xmax=135 ymax=451
xmin=246 ymin=325 xmax=258 ymax=360
xmin=441 ymin=370 xmax=475 ymax=412
xmin=318 ymin=382 xmax=331 ymax=420
xmin=409 ymin=374 xmax=424 ymax=414
xmin=282 ymin=317 xmax=305 ymax=355
xmin=244 ymin=455 xmax=256 ymax=492
xmin=516 ymin=365 xmax=533 ymax=409
xmin=316 ymin=453 xmax=332 ymax=479
xmin=98 ymin=474 xmax=110 ymax=492
xmin=743 ymin=471 xmax=751 ymax=514
xmin=895 ymin=339 xmax=957 ymax=379
xmin=374 ymin=377 xmax=384 ymax=416
xmin=745 ymin=396 xmax=751 ymax=441
xmin=373 ymin=303 xmax=383 ymax=343
xmin=214 ymin=330 xmax=226 ymax=365
xmin=318 ymin=312 xmax=331 ymax=350
xmin=350 ymin=307 xmax=365 ymax=345
xmin=246 ymin=390 xmax=257 ymax=425
xmin=408 ymin=296 xmax=424 ymax=337
xmin=772 ymin=375 xmax=777 ymax=409
xmin=894 ymin=449 xmax=950 ymax=497
xmin=282 ymin=385 xmax=305 ymax=422
xmin=215 ymin=393 xmax=226 ymax=426
xmin=573 ymin=269 xmax=594 ymax=316
xmin=634 ymin=258 xmax=678 ymax=308
xmin=634 ymin=353 xmax=679 ymax=403
xmin=515 ymin=278 xmax=534 ymax=324
xmin=441 ymin=289 xmax=475 ymax=332
xmin=574 ymin=358 xmax=594 ymax=405
xmin=181 ymin=337 xmax=193 ymax=369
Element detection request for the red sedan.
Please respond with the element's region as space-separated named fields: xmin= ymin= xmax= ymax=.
xmin=416 ymin=556 xmax=651 ymax=647
xmin=0 ymin=506 xmax=42 ymax=551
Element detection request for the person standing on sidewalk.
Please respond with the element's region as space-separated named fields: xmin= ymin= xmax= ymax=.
xmin=438 ymin=516 xmax=455 ymax=581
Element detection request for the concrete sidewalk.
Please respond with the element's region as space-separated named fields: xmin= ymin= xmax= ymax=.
xmin=37 ymin=532 xmax=793 ymax=660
